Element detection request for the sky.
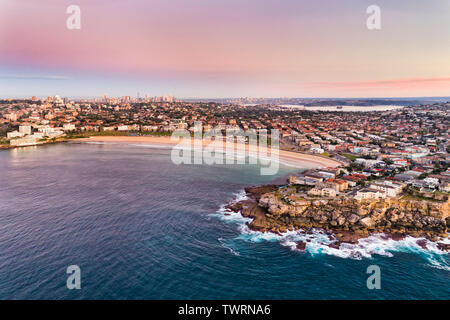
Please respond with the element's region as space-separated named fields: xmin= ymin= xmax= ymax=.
xmin=0 ymin=0 xmax=449 ymax=98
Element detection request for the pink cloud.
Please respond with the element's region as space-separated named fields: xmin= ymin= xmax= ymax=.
xmin=313 ymin=77 xmax=450 ymax=88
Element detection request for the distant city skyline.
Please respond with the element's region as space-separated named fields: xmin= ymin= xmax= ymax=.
xmin=3 ymin=95 xmax=450 ymax=102
xmin=1 ymin=0 xmax=450 ymax=98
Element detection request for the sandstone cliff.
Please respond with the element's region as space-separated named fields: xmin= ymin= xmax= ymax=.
xmin=231 ymin=186 xmax=450 ymax=243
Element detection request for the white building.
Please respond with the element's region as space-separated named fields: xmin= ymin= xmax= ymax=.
xmin=424 ymin=177 xmax=440 ymax=189
xmin=355 ymin=158 xmax=385 ymax=167
xmin=19 ymin=125 xmax=32 ymax=135
xmin=368 ymin=179 xmax=404 ymax=197
xmin=308 ymin=187 xmax=337 ymax=198
xmin=117 ymin=125 xmax=129 ymax=131
xmin=9 ymin=136 xmax=38 ymax=146
xmin=355 ymin=188 xmax=386 ymax=201
xmin=310 ymin=146 xmax=324 ymax=154
xmin=370 ymin=183 xmax=398 ymax=197
xmin=37 ymin=125 xmax=64 ymax=138
xmin=38 ymin=125 xmax=54 ymax=135
xmin=7 ymin=131 xmax=24 ymax=139
xmin=63 ymin=123 xmax=76 ymax=131
xmin=142 ymin=125 xmax=159 ymax=132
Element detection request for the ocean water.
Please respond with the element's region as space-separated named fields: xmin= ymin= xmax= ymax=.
xmin=0 ymin=143 xmax=448 ymax=299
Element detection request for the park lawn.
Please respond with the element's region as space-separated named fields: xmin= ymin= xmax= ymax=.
xmin=341 ymin=153 xmax=358 ymax=161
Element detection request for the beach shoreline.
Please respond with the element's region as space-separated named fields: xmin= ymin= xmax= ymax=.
xmin=73 ymin=135 xmax=342 ymax=169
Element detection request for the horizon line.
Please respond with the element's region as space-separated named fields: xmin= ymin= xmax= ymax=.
xmin=1 ymin=95 xmax=450 ymax=101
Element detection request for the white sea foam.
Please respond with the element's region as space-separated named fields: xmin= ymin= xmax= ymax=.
xmin=210 ymin=190 xmax=253 ymax=224
xmin=218 ymin=237 xmax=240 ymax=256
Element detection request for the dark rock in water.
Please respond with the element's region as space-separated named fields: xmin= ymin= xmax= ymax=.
xmin=224 ymin=213 xmax=231 ymax=216
xmin=326 ymin=242 xmax=341 ymax=249
xmin=296 ymin=241 xmax=306 ymax=251
xmin=416 ymin=239 xmax=428 ymax=250
xmin=333 ymin=230 xmax=363 ymax=244
xmin=437 ymin=243 xmax=450 ymax=252
xmin=225 ymin=202 xmax=242 ymax=213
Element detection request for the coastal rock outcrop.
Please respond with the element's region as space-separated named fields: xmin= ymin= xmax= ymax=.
xmin=236 ymin=185 xmax=450 ymax=242
xmin=296 ymin=241 xmax=306 ymax=251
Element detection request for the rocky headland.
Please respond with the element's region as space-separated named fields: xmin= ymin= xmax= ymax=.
xmin=226 ymin=185 xmax=450 ymax=252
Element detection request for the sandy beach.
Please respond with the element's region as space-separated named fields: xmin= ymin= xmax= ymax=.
xmin=74 ymin=136 xmax=342 ymax=169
